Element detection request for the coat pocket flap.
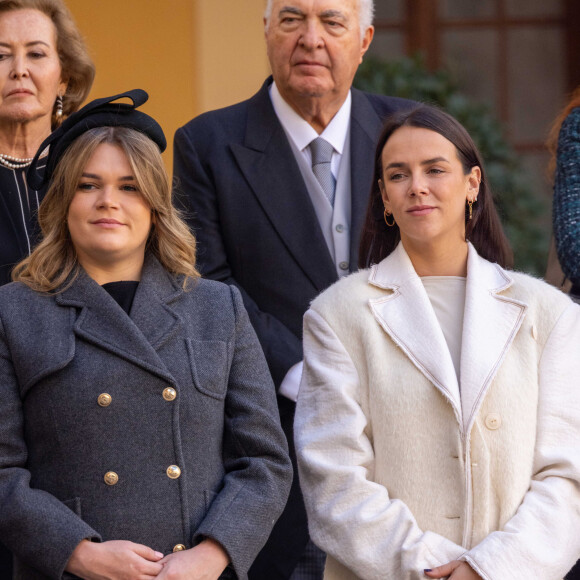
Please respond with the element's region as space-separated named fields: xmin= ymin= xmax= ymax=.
xmin=186 ymin=339 xmax=228 ymax=400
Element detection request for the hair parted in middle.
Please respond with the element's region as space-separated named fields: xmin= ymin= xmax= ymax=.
xmin=13 ymin=126 xmax=199 ymax=292
xmin=359 ymin=103 xmax=513 ymax=270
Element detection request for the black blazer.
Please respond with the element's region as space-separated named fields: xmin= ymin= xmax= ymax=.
xmin=173 ymin=78 xmax=414 ymax=578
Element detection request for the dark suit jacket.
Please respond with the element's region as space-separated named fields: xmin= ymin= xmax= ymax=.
xmin=0 ymin=255 xmax=292 ymax=580
xmin=173 ymin=78 xmax=413 ymax=578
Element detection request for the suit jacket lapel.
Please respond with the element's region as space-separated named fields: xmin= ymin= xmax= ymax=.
xmin=231 ymin=79 xmax=337 ymax=292
xmin=460 ymin=244 xmax=527 ymax=434
xmin=349 ymin=89 xmax=382 ymax=267
xmin=56 ymin=256 xmax=182 ymax=385
xmin=368 ymin=243 xmax=462 ymax=424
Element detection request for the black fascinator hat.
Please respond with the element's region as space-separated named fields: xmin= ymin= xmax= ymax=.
xmin=27 ymin=89 xmax=166 ymax=191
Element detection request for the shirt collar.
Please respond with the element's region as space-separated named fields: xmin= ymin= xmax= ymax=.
xmin=269 ymin=81 xmax=351 ymax=154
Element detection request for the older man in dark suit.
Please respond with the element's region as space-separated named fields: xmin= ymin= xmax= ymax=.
xmin=173 ymin=1 xmax=413 ymax=578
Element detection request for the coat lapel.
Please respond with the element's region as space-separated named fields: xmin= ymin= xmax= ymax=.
xmin=230 ymin=79 xmax=338 ymax=292
xmin=128 ymin=254 xmax=185 ymax=352
xmin=56 ymin=256 xmax=183 ymax=385
xmin=349 ymin=89 xmax=383 ymax=266
xmin=367 ymin=243 xmax=528 ymax=434
xmin=459 ymin=244 xmax=527 ymax=433
xmin=368 ymin=243 xmax=462 ymax=424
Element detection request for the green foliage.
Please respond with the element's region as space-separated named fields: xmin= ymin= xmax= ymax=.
xmin=354 ymin=54 xmax=549 ymax=275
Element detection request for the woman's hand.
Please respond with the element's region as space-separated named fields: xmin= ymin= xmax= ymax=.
xmin=156 ymin=538 xmax=229 ymax=580
xmin=65 ymin=539 xmax=164 ymax=580
xmin=425 ymin=561 xmax=482 ymax=579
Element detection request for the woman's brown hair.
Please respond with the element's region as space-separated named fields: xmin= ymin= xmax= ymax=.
xmin=359 ymin=104 xmax=513 ymax=269
xmin=13 ymin=127 xmax=199 ymax=291
xmin=0 ymin=0 xmax=95 ymax=125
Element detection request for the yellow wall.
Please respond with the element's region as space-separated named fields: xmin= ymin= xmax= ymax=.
xmin=194 ymin=0 xmax=270 ymax=113
xmin=66 ymin=0 xmax=270 ymax=171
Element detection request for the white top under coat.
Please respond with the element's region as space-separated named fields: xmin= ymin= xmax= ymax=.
xmin=421 ymin=276 xmax=467 ymax=381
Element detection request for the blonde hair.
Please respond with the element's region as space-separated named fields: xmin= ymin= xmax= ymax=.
xmin=0 ymin=0 xmax=95 ymax=125
xmin=13 ymin=127 xmax=199 ymax=291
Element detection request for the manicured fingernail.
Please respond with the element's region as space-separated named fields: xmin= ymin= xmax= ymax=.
xmin=424 ymin=570 xmax=432 ymax=574
xmin=155 ymin=551 xmax=163 ymax=558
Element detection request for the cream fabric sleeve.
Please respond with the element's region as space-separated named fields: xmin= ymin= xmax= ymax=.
xmin=463 ymin=302 xmax=580 ymax=580
xmin=295 ymin=308 xmax=466 ymax=580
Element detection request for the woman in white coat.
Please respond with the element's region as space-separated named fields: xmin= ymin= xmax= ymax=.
xmin=294 ymin=104 xmax=580 ymax=580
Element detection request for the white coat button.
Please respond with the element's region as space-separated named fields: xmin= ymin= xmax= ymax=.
xmin=335 ymin=224 xmax=345 ymax=233
xmin=339 ymin=261 xmax=349 ymax=271
xmin=485 ymin=413 xmax=501 ymax=430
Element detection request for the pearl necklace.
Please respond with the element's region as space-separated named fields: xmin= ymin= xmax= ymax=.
xmin=0 ymin=153 xmax=34 ymax=170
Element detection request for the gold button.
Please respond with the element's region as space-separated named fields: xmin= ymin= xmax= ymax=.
xmin=104 ymin=471 xmax=119 ymax=486
xmin=98 ymin=393 xmax=112 ymax=407
xmin=167 ymin=465 xmax=181 ymax=479
xmin=173 ymin=544 xmax=186 ymax=552
xmin=485 ymin=413 xmax=501 ymax=430
xmin=163 ymin=387 xmax=177 ymax=401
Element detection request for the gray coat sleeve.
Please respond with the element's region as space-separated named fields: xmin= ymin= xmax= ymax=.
xmin=192 ymin=285 xmax=292 ymax=577
xmin=0 ymin=315 xmax=101 ymax=580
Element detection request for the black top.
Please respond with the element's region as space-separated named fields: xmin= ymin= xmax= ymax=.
xmin=102 ymin=280 xmax=139 ymax=314
xmin=0 ymin=161 xmax=46 ymax=286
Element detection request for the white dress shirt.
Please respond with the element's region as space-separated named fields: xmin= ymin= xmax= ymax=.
xmin=270 ymin=81 xmax=351 ymax=182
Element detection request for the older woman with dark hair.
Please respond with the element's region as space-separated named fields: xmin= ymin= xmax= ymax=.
xmin=0 ymin=0 xmax=94 ymax=286
xmin=295 ymin=104 xmax=580 ymax=580
xmin=0 ymin=90 xmax=292 ymax=580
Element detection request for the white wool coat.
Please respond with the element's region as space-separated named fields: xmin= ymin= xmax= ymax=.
xmin=295 ymin=242 xmax=580 ymax=580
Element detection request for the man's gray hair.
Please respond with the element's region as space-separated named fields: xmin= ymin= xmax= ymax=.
xmin=264 ymin=0 xmax=375 ymax=37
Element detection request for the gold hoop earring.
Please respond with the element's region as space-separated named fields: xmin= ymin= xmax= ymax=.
xmin=467 ymin=199 xmax=474 ymax=221
xmin=384 ymin=208 xmax=395 ymax=227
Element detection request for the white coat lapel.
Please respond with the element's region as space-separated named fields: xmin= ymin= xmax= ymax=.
xmin=368 ymin=243 xmax=462 ymax=424
xmin=460 ymin=244 xmax=527 ymax=433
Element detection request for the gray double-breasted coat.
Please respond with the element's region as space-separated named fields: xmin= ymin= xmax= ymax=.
xmin=0 ymin=254 xmax=292 ymax=580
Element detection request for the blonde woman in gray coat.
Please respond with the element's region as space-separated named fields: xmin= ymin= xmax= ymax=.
xmin=295 ymin=105 xmax=580 ymax=580
xmin=0 ymin=90 xmax=292 ymax=580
